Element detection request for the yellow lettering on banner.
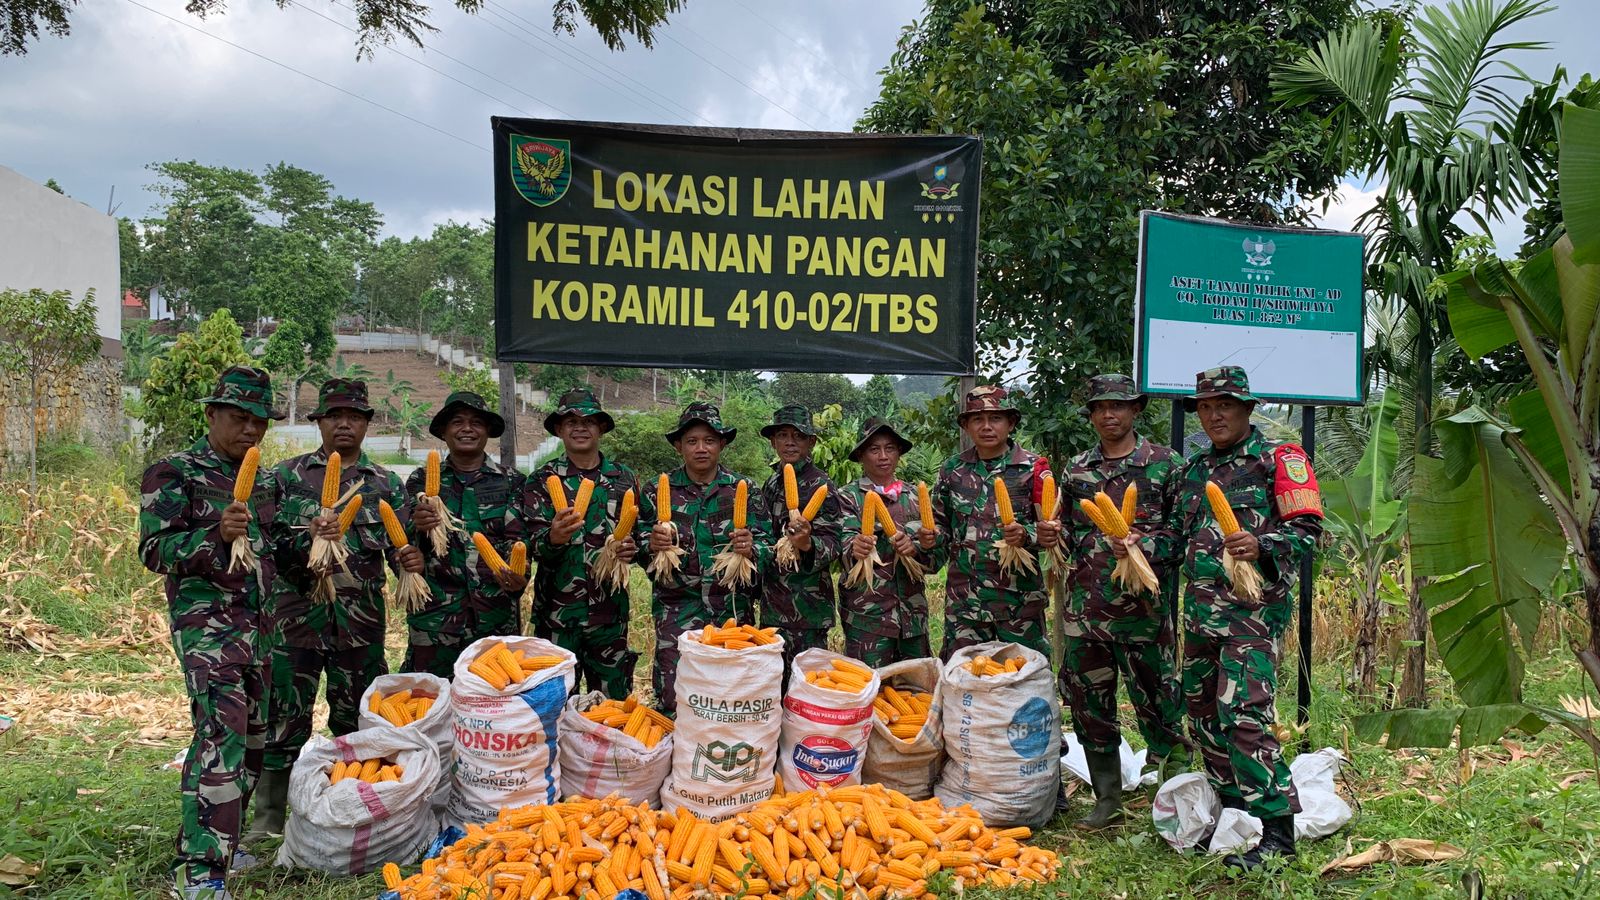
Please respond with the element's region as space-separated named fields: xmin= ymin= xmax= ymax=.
xmin=806 ymin=238 xmax=832 ymax=276
xmin=649 ymin=286 xmax=676 ymax=325
xmin=592 ymin=170 xmax=613 ymax=209
xmin=532 ymin=280 xmax=558 ymax=318
xmin=531 ymin=281 xmax=724 ymax=326
xmin=561 ymin=281 xmax=588 ymax=319
xmin=615 ymin=172 xmax=643 ymax=210
xmin=635 ymin=229 xmax=659 ymax=269
xmin=591 ymin=282 xmax=617 ymax=322
xmin=645 ymin=173 xmax=672 ymax=212
xmin=558 ymin=226 xmax=581 ymax=265
xmin=888 ymin=293 xmax=913 ymax=332
xmin=857 ymin=181 xmax=884 ymax=220
xmin=865 ymin=237 xmax=889 ymax=276
xmin=605 ymin=229 xmax=632 ymax=268
xmin=617 ymin=284 xmax=644 ymax=324
xmin=915 ymin=294 xmax=938 ymax=333
xmin=705 ymin=176 xmax=731 ymax=216
xmin=753 ymin=178 xmax=884 ymax=219
xmin=891 ymin=240 xmax=918 ymax=277
xmin=785 ymin=236 xmax=807 ymax=275
xmin=694 ymin=289 xmax=715 ymax=327
xmin=662 ymin=231 xmax=688 ymax=270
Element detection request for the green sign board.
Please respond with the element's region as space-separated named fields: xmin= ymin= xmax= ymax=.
xmin=1135 ymin=210 xmax=1365 ymax=406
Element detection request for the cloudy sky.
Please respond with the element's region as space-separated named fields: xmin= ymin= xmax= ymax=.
xmin=1 ymin=0 xmax=1595 ymax=250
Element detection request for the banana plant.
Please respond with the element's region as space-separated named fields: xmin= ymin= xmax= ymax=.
xmin=1357 ymin=102 xmax=1600 ymax=752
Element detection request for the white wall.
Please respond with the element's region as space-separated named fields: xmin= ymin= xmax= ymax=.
xmin=0 ymin=165 xmax=121 ymax=342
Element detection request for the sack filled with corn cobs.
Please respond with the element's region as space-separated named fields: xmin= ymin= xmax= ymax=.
xmin=863 ymin=657 xmax=945 ymax=800
xmin=558 ymin=691 xmax=675 ymax=807
xmin=779 ymin=649 xmax=881 ymax=793
xmin=934 ymin=642 xmax=1061 ymax=829
xmin=447 ymin=636 xmax=576 ymax=825
xmin=661 ymin=621 xmax=785 ymax=822
xmin=276 ymin=725 xmax=441 ymax=875
xmin=358 ymin=672 xmax=453 ymax=811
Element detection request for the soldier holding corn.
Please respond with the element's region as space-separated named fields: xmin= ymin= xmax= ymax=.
xmin=757 ymin=404 xmax=846 ymax=669
xmin=638 ymin=401 xmax=773 ymax=709
xmin=524 ymin=388 xmax=642 ymax=700
xmin=838 ymin=418 xmax=942 ymax=666
xmin=139 ymin=366 xmax=282 ymax=899
xmin=401 ymin=391 xmax=526 ymax=678
xmin=1060 ymin=374 xmax=1189 ymax=829
xmin=1132 ymin=366 xmax=1322 ymax=869
xmin=931 ymin=385 xmax=1060 ymax=658
xmin=252 ymin=379 xmax=422 ymax=840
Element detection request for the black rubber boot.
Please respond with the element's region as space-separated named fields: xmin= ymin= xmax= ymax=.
xmin=1224 ymin=814 xmax=1297 ymax=871
xmin=1078 ymin=750 xmax=1125 ymax=830
xmin=241 ymin=768 xmax=289 ymax=846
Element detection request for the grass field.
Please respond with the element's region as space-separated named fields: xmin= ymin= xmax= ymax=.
xmin=2 ymin=464 xmax=1599 ymax=898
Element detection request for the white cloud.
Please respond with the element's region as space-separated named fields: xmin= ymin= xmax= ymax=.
xmin=1307 ymin=181 xmax=1383 ymax=234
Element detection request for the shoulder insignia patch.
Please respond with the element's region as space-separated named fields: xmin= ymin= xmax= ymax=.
xmin=1272 ymin=444 xmax=1322 ymax=519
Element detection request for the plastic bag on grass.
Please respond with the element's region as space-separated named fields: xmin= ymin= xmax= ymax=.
xmin=862 ymin=658 xmax=944 ymax=800
xmin=558 ymin=692 xmax=673 ymax=806
xmin=1152 ymin=772 xmax=1220 ymax=852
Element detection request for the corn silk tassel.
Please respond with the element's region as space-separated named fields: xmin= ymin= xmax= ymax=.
xmin=1038 ymin=474 xmax=1068 ymax=585
xmin=378 ymin=499 xmax=430 ymax=611
xmin=993 ymin=478 xmax=1037 ymax=576
xmin=843 ymin=491 xmax=883 ymax=589
xmin=227 ymin=446 xmax=260 ymax=574
xmin=877 ymin=489 xmax=924 ymax=583
xmin=1088 ymin=489 xmax=1158 ymax=594
xmin=418 ymin=449 xmax=458 ymax=555
xmin=310 ymin=452 xmax=361 ymax=603
xmin=773 ymin=464 xmax=804 ymax=572
xmin=1206 ymin=481 xmax=1263 ymax=601
xmin=593 ymin=488 xmax=638 ymax=593
xmin=711 ymin=480 xmax=756 ymax=589
xmin=646 ymin=473 xmax=684 ymax=582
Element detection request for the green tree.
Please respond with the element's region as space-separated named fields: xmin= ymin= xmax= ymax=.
xmin=424 ymin=221 xmax=495 ymax=351
xmin=120 ymin=319 xmax=170 ymax=387
xmin=0 ymin=287 xmax=101 ymax=491
xmin=771 ymin=372 xmax=859 ymax=414
xmin=140 ymin=161 xmax=263 ymax=322
xmin=140 ymin=308 xmax=251 ymax=457
xmin=858 ymin=375 xmax=898 ymax=417
xmin=249 ymin=229 xmax=346 ymax=364
xmin=117 ymin=216 xmax=152 ymax=300
xmin=4 ymin=0 xmax=686 ymax=56
xmin=360 ymin=236 xmax=437 ymax=331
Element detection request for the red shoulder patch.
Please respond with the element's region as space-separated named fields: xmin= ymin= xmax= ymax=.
xmin=1030 ymin=455 xmax=1053 ymax=504
xmin=1273 ymin=444 xmax=1322 ymax=519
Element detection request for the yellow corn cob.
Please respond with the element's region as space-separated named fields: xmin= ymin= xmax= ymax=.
xmin=382 ymin=861 xmax=402 ymax=890
xmin=508 ymin=541 xmax=527 ymax=577
xmin=378 ymin=499 xmax=408 ymax=548
xmin=1079 ymin=498 xmax=1111 ymax=534
xmin=547 ymin=475 xmax=568 ymax=512
xmin=1121 ymin=483 xmax=1137 ymax=525
xmin=994 ymin=478 xmax=1014 ymax=525
xmin=233 ymin=446 xmax=259 ymax=503
xmin=861 ymin=492 xmax=878 ymax=534
xmin=732 ymin=480 xmax=748 ymax=529
xmin=916 ymin=482 xmax=935 ymax=532
xmin=783 ymin=463 xmax=799 ymax=510
xmin=614 ymin=489 xmax=638 ymax=540
xmin=474 ymin=532 xmax=508 ymax=574
xmin=656 ymin=473 xmax=671 ymax=523
xmin=874 ymin=492 xmax=898 ymax=537
xmin=801 ymin=485 xmax=828 ymax=521
xmin=337 ymin=494 xmax=363 ymax=534
xmin=425 ymin=449 xmax=440 ymax=496
xmin=572 ymin=478 xmax=596 ymax=518
xmin=321 ymin=452 xmax=342 ymax=508
xmin=1206 ymin=481 xmax=1240 ymax=534
xmin=1039 ymin=474 xmax=1057 ymax=520
xmin=1093 ymin=491 xmax=1129 ymax=538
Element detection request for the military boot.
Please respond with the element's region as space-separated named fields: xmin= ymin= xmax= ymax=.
xmin=241 ymin=768 xmax=289 ymax=846
xmin=1077 ymin=750 xmax=1125 ymax=830
xmin=1224 ymin=814 xmax=1297 ymax=871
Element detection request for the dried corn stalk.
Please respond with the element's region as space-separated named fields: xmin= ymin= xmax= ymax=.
xmin=227 ymin=446 xmax=259 ymax=574
xmin=1206 ymin=481 xmax=1263 ymax=601
xmin=710 ymin=480 xmax=756 ymax=589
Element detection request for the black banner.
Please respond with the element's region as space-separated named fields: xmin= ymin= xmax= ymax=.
xmin=492 ymin=118 xmax=979 ymax=374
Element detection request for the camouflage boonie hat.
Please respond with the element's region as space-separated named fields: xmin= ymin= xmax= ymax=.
xmin=1081 ymin=373 xmax=1147 ymax=416
xmin=665 ymin=401 xmax=736 ymax=444
xmin=306 ymin=378 xmax=374 ymax=420
xmin=542 ymin=387 xmax=614 ymax=436
xmin=1183 ymin=365 xmax=1259 ymax=410
xmin=956 ymin=384 xmax=1021 ymax=425
xmin=848 ymin=417 xmax=913 ymax=462
xmin=201 ymin=365 xmax=285 ymax=420
xmin=760 ymin=404 xmax=817 ymax=439
xmin=432 ymin=390 xmax=506 ymax=439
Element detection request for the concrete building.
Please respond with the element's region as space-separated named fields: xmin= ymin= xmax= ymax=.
xmin=0 ymin=165 xmax=124 ymax=471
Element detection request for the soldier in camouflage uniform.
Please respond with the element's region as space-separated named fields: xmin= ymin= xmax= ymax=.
xmin=932 ymin=386 xmax=1059 ymax=658
xmin=758 ymin=404 xmax=846 ymax=669
xmin=402 ymin=391 xmax=526 ymax=678
xmin=139 ymin=366 xmax=283 ymax=899
xmin=839 ymin=418 xmax=942 ymax=666
xmin=639 ymin=402 xmax=774 ymax=709
xmin=524 ymin=388 xmax=641 ymax=699
xmin=256 ymin=380 xmax=423 ymax=836
xmin=1149 ymin=366 xmax=1322 ymax=869
xmin=1060 ymin=374 xmax=1188 ymax=829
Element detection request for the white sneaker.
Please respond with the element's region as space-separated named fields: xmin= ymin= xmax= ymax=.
xmin=172 ymin=877 xmax=233 ymax=900
xmin=230 ymin=848 xmax=262 ymax=873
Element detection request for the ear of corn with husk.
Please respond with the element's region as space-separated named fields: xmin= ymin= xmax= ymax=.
xmin=992 ymin=477 xmax=1037 ymax=576
xmin=775 ymin=472 xmax=826 ymax=573
xmin=1037 ymin=474 xmax=1067 ymax=584
xmin=1206 ymin=480 xmax=1264 ymax=601
xmin=843 ymin=491 xmax=885 ymax=589
xmin=227 ymin=446 xmax=260 ymax=574
xmin=594 ymin=488 xmax=638 ymax=593
xmin=309 ymin=452 xmax=359 ymax=604
xmin=381 ymin=780 xmax=1060 ymax=899
xmin=647 ymin=473 xmax=684 ymax=582
xmin=711 ymin=480 xmax=757 ymax=590
xmin=877 ymin=490 xmax=924 ymax=583
xmin=379 ymin=499 xmax=430 ymax=610
xmin=418 ymin=450 xmax=454 ymax=555
xmin=1083 ymin=489 xmax=1159 ymax=595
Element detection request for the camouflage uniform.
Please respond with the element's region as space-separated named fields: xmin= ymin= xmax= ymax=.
xmin=758 ymin=407 xmax=846 ymax=666
xmin=138 ymin=367 xmax=282 ymax=888
xmin=1172 ymin=367 xmax=1323 ymax=819
xmin=1060 ymin=375 xmax=1185 ymax=759
xmin=838 ymin=476 xmax=942 ymax=666
xmin=935 ymin=387 xmax=1052 ymax=659
xmin=637 ymin=403 xmax=774 ymax=710
xmin=263 ymin=381 xmax=407 ymax=772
